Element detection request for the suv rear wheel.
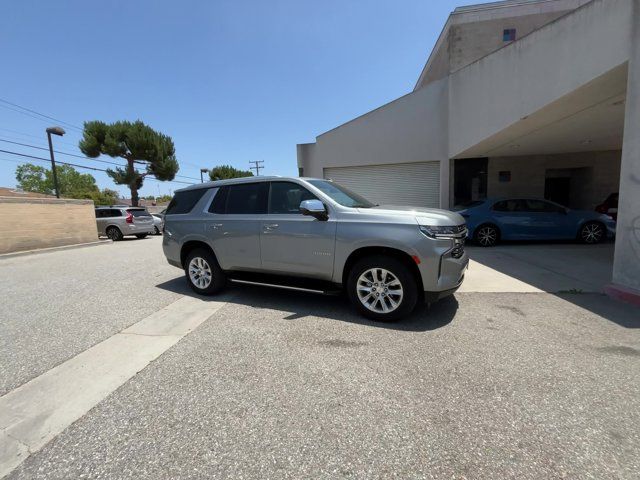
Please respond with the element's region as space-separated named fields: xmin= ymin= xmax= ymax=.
xmin=106 ymin=226 xmax=123 ymax=241
xmin=184 ymin=248 xmax=226 ymax=295
xmin=347 ymin=255 xmax=418 ymax=321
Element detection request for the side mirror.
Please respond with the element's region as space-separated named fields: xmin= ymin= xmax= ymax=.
xmin=300 ymin=199 xmax=328 ymax=221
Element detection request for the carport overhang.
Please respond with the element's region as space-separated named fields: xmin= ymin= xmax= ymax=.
xmin=451 ymin=63 xmax=627 ymax=159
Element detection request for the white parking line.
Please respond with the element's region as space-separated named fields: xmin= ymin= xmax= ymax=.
xmin=0 ymin=295 xmax=227 ymax=478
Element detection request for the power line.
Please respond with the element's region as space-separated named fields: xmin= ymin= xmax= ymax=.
xmin=0 ymin=149 xmax=194 ymax=185
xmin=0 ymin=99 xmax=204 ymax=174
xmin=0 ymin=138 xmax=201 ymax=181
xmin=0 ymin=98 xmax=83 ymax=131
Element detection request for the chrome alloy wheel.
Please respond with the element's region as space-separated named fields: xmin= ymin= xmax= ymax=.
xmin=581 ymin=223 xmax=604 ymax=243
xmin=188 ymin=257 xmax=212 ymax=289
xmin=356 ymin=268 xmax=403 ymax=314
xmin=477 ymin=226 xmax=497 ymax=246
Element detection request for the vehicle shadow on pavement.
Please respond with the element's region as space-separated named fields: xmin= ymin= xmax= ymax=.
xmin=155 ymin=277 xmax=458 ymax=332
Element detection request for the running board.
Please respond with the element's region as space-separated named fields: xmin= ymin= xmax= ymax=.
xmin=229 ymin=278 xmax=341 ymax=295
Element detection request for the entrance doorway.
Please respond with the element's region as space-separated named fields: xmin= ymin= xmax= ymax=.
xmin=454 ymin=158 xmax=488 ymax=207
xmin=544 ymin=177 xmax=571 ymax=206
xmin=544 ymin=167 xmax=593 ymax=208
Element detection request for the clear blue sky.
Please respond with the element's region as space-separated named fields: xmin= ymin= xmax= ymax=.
xmin=0 ymin=0 xmax=461 ymax=198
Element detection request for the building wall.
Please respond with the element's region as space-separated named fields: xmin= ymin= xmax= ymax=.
xmin=0 ymin=197 xmax=98 ymax=254
xmin=449 ymin=0 xmax=632 ymax=158
xmin=487 ymin=151 xmax=621 ymax=208
xmin=416 ymin=0 xmax=590 ymax=88
xmin=297 ymin=77 xmax=450 ymax=205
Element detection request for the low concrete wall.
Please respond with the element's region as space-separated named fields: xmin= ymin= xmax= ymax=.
xmin=0 ymin=197 xmax=98 ymax=254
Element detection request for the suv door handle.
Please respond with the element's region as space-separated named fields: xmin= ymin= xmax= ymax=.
xmin=264 ymin=223 xmax=279 ymax=231
xmin=210 ymin=223 xmax=224 ymax=230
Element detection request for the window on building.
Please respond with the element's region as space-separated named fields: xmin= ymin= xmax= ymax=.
xmin=503 ymin=28 xmax=516 ymax=42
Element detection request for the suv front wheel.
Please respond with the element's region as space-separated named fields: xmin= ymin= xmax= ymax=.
xmin=184 ymin=248 xmax=227 ymax=295
xmin=347 ymin=255 xmax=418 ymax=321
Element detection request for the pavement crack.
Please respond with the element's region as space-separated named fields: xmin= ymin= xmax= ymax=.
xmin=2 ymin=428 xmax=33 ymax=455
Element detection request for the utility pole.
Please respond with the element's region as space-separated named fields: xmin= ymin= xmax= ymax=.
xmin=249 ymin=160 xmax=264 ymax=176
xmin=200 ymin=168 xmax=210 ymax=183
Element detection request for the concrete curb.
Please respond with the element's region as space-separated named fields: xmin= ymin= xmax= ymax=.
xmin=0 ymin=240 xmax=112 ymax=260
xmin=604 ymin=283 xmax=640 ymax=307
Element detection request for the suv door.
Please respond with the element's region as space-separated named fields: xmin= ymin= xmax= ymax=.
xmin=259 ymin=181 xmax=337 ymax=279
xmin=206 ymin=182 xmax=267 ymax=271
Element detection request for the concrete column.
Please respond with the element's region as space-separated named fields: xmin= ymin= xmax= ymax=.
xmin=608 ymin=0 xmax=640 ymax=304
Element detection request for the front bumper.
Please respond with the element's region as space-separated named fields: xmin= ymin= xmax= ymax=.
xmin=415 ymin=233 xmax=468 ymax=298
xmin=424 ymin=274 xmax=465 ymax=303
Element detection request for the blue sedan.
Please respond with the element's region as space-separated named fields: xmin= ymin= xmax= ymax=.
xmin=455 ymin=198 xmax=616 ymax=247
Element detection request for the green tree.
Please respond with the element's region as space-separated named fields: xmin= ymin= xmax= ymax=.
xmin=209 ymin=165 xmax=254 ymax=181
xmin=16 ymin=163 xmax=98 ymax=197
xmin=15 ymin=163 xmax=119 ymax=205
xmin=79 ymin=120 xmax=179 ymax=206
xmin=155 ymin=194 xmax=173 ymax=203
xmin=15 ymin=164 xmax=50 ymax=194
xmin=87 ymin=188 xmax=120 ymax=205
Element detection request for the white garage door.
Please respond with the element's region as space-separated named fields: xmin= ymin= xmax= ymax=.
xmin=323 ymin=161 xmax=440 ymax=208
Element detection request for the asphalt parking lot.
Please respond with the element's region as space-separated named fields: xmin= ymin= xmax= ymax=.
xmin=1 ymin=236 xmax=639 ymax=479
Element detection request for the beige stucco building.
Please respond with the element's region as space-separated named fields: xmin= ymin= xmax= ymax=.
xmin=297 ymin=0 xmax=640 ymax=300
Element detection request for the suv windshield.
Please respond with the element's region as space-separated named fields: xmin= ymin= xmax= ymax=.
xmin=307 ymin=180 xmax=375 ymax=208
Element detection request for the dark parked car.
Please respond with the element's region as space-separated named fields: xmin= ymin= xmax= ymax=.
xmin=456 ymin=198 xmax=616 ymax=247
xmin=595 ymin=193 xmax=618 ymax=220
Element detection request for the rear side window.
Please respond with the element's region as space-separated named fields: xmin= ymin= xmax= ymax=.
xmin=209 ymin=187 xmax=228 ymax=214
xmin=226 ymin=183 xmax=268 ymax=214
xmin=166 ymin=189 xmax=207 ymax=215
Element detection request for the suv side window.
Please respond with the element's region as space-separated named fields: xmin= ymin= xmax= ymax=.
xmin=268 ymin=182 xmax=318 ymax=214
xmin=209 ymin=183 xmax=269 ymax=215
xmin=225 ymin=183 xmax=268 ymax=214
xmin=166 ymin=189 xmax=207 ymax=215
xmin=109 ymin=209 xmax=121 ymax=217
xmin=209 ymin=186 xmax=228 ymax=214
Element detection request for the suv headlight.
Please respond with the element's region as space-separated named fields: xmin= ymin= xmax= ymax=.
xmin=419 ymin=225 xmax=467 ymax=239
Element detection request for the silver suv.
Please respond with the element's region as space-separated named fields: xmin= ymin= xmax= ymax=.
xmin=162 ymin=177 xmax=468 ymax=321
xmin=95 ymin=206 xmax=155 ymax=241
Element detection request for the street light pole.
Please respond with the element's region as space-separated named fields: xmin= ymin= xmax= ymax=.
xmin=46 ymin=126 xmax=66 ymax=198
xmin=200 ymin=168 xmax=209 ymax=183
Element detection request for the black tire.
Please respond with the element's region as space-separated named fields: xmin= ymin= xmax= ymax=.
xmin=579 ymin=221 xmax=605 ymax=244
xmin=474 ymin=223 xmax=500 ymax=247
xmin=135 ymin=234 xmax=148 ymax=239
xmin=106 ymin=226 xmax=123 ymax=241
xmin=347 ymin=255 xmax=418 ymax=322
xmin=184 ymin=248 xmax=227 ymax=295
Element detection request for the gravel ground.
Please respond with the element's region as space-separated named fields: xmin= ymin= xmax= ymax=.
xmin=9 ymin=286 xmax=640 ymax=480
xmin=0 ymin=235 xmax=182 ymax=395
